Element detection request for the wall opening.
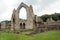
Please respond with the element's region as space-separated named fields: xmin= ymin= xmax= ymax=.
xmin=20 ymin=23 xmax=22 ymax=29
xmin=19 ymin=7 xmax=27 ymax=19
xmin=20 ymin=23 xmax=25 ymax=29
xmin=23 ymin=23 xmax=25 ymax=29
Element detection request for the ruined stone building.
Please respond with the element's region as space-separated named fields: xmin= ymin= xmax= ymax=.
xmin=0 ymin=2 xmax=60 ymax=32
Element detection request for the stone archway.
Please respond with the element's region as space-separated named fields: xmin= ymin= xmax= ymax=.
xmin=23 ymin=23 xmax=25 ymax=29
xmin=19 ymin=7 xmax=27 ymax=19
xmin=20 ymin=23 xmax=25 ymax=29
xmin=11 ymin=2 xmax=34 ymax=30
xmin=20 ymin=23 xmax=22 ymax=29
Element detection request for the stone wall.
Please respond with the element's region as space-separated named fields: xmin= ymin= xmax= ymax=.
xmin=0 ymin=2 xmax=60 ymax=32
xmin=0 ymin=21 xmax=11 ymax=29
xmin=1 ymin=21 xmax=6 ymax=29
xmin=11 ymin=2 xmax=34 ymax=30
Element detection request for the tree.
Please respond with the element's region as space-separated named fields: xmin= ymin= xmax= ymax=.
xmin=40 ymin=13 xmax=60 ymax=22
xmin=40 ymin=14 xmax=50 ymax=22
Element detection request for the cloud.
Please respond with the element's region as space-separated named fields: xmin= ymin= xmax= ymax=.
xmin=0 ymin=0 xmax=22 ymax=21
xmin=0 ymin=0 xmax=60 ymax=21
xmin=0 ymin=1 xmax=6 ymax=14
xmin=23 ymin=0 xmax=58 ymax=16
xmin=39 ymin=0 xmax=60 ymax=16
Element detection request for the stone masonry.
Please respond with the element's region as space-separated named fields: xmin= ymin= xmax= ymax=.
xmin=0 ymin=2 xmax=60 ymax=32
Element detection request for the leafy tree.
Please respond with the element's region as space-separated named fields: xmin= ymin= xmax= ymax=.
xmin=40 ymin=14 xmax=50 ymax=22
xmin=40 ymin=13 xmax=60 ymax=22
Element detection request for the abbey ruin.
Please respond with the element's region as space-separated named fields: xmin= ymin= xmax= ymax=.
xmin=0 ymin=2 xmax=60 ymax=32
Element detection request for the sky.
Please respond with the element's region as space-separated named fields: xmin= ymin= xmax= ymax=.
xmin=0 ymin=0 xmax=60 ymax=22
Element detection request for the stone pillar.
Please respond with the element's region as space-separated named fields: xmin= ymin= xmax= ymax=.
xmin=26 ymin=5 xmax=34 ymax=29
xmin=11 ymin=9 xmax=20 ymax=31
xmin=11 ymin=9 xmax=16 ymax=30
xmin=14 ymin=9 xmax=20 ymax=30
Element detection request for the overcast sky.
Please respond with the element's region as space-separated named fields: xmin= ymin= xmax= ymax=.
xmin=0 ymin=0 xmax=60 ymax=22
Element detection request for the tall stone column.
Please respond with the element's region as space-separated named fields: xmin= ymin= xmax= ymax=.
xmin=14 ymin=9 xmax=20 ymax=31
xmin=11 ymin=9 xmax=20 ymax=31
xmin=11 ymin=9 xmax=16 ymax=30
xmin=26 ymin=5 xmax=34 ymax=29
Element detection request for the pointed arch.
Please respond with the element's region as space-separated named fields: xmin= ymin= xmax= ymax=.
xmin=17 ymin=2 xmax=29 ymax=10
xmin=19 ymin=7 xmax=27 ymax=19
xmin=11 ymin=2 xmax=34 ymax=30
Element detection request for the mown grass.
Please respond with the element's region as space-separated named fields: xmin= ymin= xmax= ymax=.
xmin=0 ymin=30 xmax=60 ymax=40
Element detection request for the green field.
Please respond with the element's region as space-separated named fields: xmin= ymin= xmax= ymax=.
xmin=0 ymin=30 xmax=60 ymax=40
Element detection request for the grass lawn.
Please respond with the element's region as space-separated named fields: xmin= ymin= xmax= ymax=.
xmin=0 ymin=30 xmax=60 ymax=40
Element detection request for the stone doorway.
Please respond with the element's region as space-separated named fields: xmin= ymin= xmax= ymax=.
xmin=20 ymin=23 xmax=22 ymax=29
xmin=20 ymin=23 xmax=25 ymax=29
xmin=23 ymin=23 xmax=25 ymax=29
